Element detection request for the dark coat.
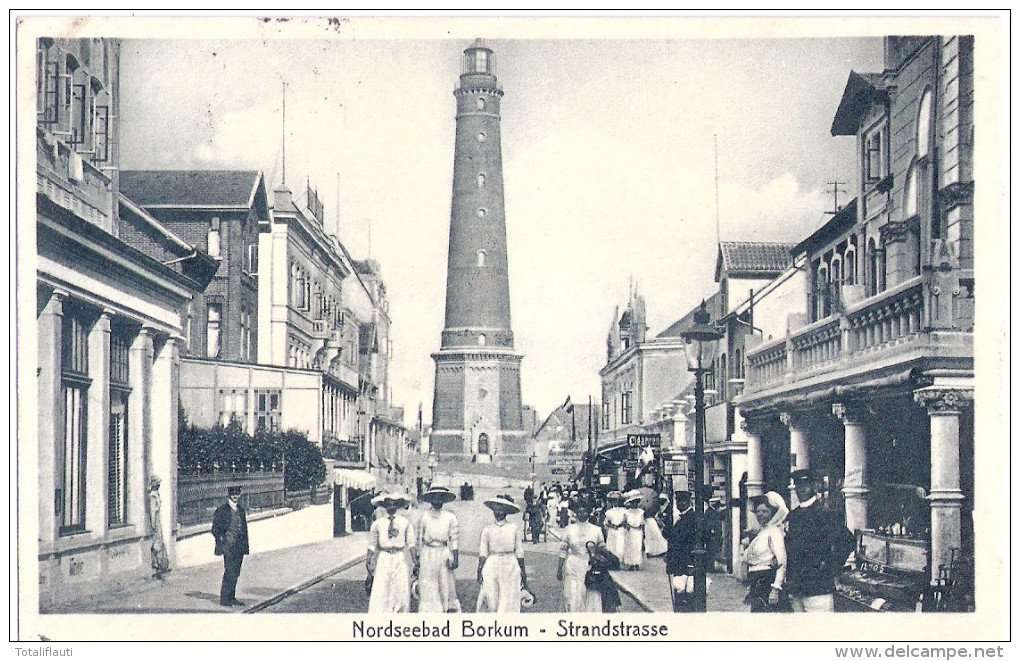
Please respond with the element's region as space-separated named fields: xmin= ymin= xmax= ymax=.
xmin=212 ymin=502 xmax=249 ymax=556
xmin=664 ymin=508 xmax=698 ymax=575
xmin=784 ymin=500 xmax=855 ymax=596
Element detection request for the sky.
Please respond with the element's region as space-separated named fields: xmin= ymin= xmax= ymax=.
xmin=113 ymin=18 xmax=886 ymax=423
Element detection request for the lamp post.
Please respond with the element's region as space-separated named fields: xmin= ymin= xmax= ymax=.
xmin=428 ymin=451 xmax=438 ymax=485
xmin=680 ymin=299 xmax=723 ymax=613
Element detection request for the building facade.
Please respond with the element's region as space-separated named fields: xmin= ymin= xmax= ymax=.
xmin=431 ymin=40 xmax=525 ymax=464
xmin=258 ymin=184 xmax=360 ymax=456
xmin=738 ymin=36 xmax=975 ymax=602
xmin=119 ymin=169 xmax=271 ymax=364
xmin=35 ymin=37 xmax=215 ymax=607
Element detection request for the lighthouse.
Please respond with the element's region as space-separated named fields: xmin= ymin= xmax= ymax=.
xmin=430 ymin=40 xmax=526 ymax=465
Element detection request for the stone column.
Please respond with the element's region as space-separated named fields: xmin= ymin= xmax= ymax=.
xmin=150 ymin=334 xmax=180 ymax=560
xmin=86 ymin=309 xmax=114 ymax=534
xmin=833 ymin=402 xmax=869 ymax=533
xmin=914 ymin=386 xmax=972 ymax=583
xmin=781 ymin=410 xmax=811 ymax=507
xmin=37 ymin=290 xmax=67 ymax=549
xmin=741 ymin=418 xmax=764 ymax=499
xmin=780 ymin=410 xmax=811 ymax=471
xmin=128 ymin=327 xmax=155 ymax=531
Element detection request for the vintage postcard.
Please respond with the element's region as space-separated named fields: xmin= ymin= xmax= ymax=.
xmin=13 ymin=11 xmax=1009 ymax=646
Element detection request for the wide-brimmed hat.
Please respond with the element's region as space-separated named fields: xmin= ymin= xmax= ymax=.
xmin=623 ymin=490 xmax=643 ymax=506
xmin=372 ymin=492 xmax=411 ymax=508
xmin=422 ymin=486 xmax=456 ymax=505
xmin=606 ymin=490 xmax=623 ymax=502
xmin=484 ymin=495 xmax=521 ymax=515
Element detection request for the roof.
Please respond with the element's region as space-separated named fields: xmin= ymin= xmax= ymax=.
xmin=657 ymin=291 xmax=725 ymax=339
xmin=119 ymin=170 xmax=265 ymax=209
xmin=831 ymin=71 xmax=888 ymax=136
xmin=791 ymin=198 xmax=859 ymax=258
xmin=715 ymin=242 xmax=796 ymax=282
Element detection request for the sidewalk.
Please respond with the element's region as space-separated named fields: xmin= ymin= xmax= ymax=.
xmin=47 ymin=505 xmax=368 ymax=614
xmin=547 ymin=525 xmax=748 ymax=612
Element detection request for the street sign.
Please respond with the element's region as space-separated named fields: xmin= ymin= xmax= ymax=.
xmin=627 ymin=433 xmax=661 ymax=448
xmin=663 ymin=459 xmax=687 ymax=475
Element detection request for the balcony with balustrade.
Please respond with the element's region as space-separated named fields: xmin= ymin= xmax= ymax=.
xmin=741 ymin=275 xmax=971 ymax=406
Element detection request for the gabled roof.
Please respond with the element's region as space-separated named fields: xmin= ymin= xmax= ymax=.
xmin=831 ymin=71 xmax=888 ymax=136
xmin=714 ymin=242 xmax=795 ymax=282
xmin=120 ymin=170 xmax=265 ymax=210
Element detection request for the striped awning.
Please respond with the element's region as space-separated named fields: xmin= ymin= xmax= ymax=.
xmin=334 ymin=468 xmax=377 ymax=490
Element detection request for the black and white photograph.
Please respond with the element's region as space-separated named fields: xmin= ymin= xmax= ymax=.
xmin=13 ymin=11 xmax=1009 ymax=646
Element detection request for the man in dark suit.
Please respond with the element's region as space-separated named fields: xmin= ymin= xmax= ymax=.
xmin=785 ymin=469 xmax=856 ymax=612
xmin=665 ymin=490 xmax=698 ymax=612
xmin=212 ymin=485 xmax=249 ymax=607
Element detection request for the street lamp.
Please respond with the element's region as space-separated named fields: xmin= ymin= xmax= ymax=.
xmin=428 ymin=451 xmax=438 ymax=484
xmin=680 ymin=299 xmax=723 ymax=613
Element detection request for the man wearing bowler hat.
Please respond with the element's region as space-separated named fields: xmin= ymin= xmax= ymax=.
xmin=212 ymin=485 xmax=249 ymax=607
xmin=784 ymin=469 xmax=855 ymax=612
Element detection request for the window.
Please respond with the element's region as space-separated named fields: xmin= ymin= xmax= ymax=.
xmin=476 ymin=208 xmax=487 ymax=219
xmin=477 ymin=173 xmax=486 ymax=189
xmin=478 ymin=333 xmax=487 ymax=346
xmin=602 ymin=402 xmax=610 ymax=430
xmin=476 ymin=250 xmax=486 ymax=267
xmin=254 ymin=389 xmax=282 ymax=432
xmin=218 ymin=389 xmax=248 ymax=427
xmin=864 ymin=128 xmax=884 ymax=182
xmin=60 ymin=309 xmax=90 ymax=533
xmin=207 ymin=217 xmax=221 ymax=259
xmin=845 ymin=239 xmax=858 ymax=286
xmin=206 ymin=303 xmax=221 ymax=358
xmin=247 ymin=244 xmax=258 ymax=275
xmin=476 ymin=132 xmax=486 ymax=143
xmin=37 ymin=39 xmax=59 ymax=124
xmin=904 ymin=161 xmax=918 ymax=219
xmin=917 ymin=88 xmax=933 ymax=160
xmin=476 ymin=97 xmax=486 ymax=111
xmin=108 ymin=328 xmax=131 ymax=526
xmin=474 ymin=49 xmax=489 ymax=73
xmin=477 ymin=433 xmax=489 ymax=454
xmin=240 ymin=308 xmax=251 ymax=361
xmin=621 ymin=391 xmax=632 ymax=425
xmin=91 ymin=87 xmax=111 ymax=163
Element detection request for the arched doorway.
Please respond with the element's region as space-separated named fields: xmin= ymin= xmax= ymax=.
xmin=477 ymin=432 xmax=490 ymax=455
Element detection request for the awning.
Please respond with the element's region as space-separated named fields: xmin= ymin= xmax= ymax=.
xmin=334 ymin=468 xmax=377 ymax=490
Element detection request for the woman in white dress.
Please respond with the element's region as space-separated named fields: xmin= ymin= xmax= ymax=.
xmin=602 ymin=491 xmax=627 ymax=563
xmin=366 ymin=492 xmax=417 ymax=613
xmin=643 ymin=493 xmax=669 ymax=558
xmin=477 ymin=495 xmax=529 ymax=613
xmin=622 ymin=491 xmax=645 ymax=570
xmin=417 ymin=486 xmax=461 ymax=613
xmin=557 ymin=500 xmax=606 ymax=612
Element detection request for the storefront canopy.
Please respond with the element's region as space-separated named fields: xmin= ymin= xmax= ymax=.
xmin=334 ymin=468 xmax=377 ymax=490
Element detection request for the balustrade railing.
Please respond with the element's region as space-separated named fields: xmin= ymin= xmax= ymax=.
xmin=745 ymin=277 xmax=925 ymax=393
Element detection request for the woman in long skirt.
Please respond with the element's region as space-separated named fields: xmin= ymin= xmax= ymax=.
xmin=477 ymin=495 xmax=528 ymax=613
xmin=741 ymin=492 xmax=792 ymax=612
xmin=602 ymin=491 xmax=627 ymax=563
xmin=557 ymin=500 xmax=605 ymax=612
xmin=367 ymin=493 xmax=417 ymax=613
xmin=643 ymin=494 xmax=669 ymax=558
xmin=622 ymin=491 xmax=645 ymax=570
xmin=417 ymin=486 xmax=461 ymax=613
xmin=148 ymin=475 xmax=170 ymax=579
